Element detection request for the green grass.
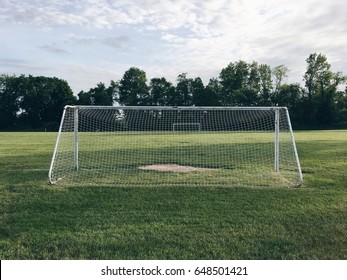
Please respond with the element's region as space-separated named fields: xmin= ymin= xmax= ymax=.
xmin=0 ymin=130 xmax=346 ymax=259
xmin=51 ymin=131 xmax=301 ymax=187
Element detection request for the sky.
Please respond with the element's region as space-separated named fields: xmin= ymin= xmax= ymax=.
xmin=0 ymin=0 xmax=346 ymax=94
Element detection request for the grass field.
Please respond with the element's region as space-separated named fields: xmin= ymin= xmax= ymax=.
xmin=0 ymin=130 xmax=346 ymax=259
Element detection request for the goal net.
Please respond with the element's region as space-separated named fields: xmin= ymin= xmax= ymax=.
xmin=173 ymin=123 xmax=201 ymax=131
xmin=49 ymin=106 xmax=303 ymax=187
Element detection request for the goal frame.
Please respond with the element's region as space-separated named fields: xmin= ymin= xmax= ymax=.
xmin=48 ymin=105 xmax=303 ymax=186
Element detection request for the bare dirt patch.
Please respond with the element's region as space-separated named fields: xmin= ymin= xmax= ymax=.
xmin=138 ymin=164 xmax=218 ymax=173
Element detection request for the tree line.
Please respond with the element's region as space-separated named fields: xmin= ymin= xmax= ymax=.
xmin=0 ymin=53 xmax=346 ymax=131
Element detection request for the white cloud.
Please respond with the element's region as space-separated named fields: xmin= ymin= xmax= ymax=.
xmin=64 ymin=34 xmax=130 ymax=49
xmin=40 ymin=44 xmax=69 ymax=54
xmin=1 ymin=0 xmax=346 ymax=92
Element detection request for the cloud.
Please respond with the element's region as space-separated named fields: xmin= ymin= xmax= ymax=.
xmin=0 ymin=0 xmax=238 ymax=37
xmin=102 ymin=36 xmax=130 ymax=49
xmin=0 ymin=0 xmax=143 ymax=28
xmin=1 ymin=0 xmax=346 ymax=92
xmin=2 ymin=0 xmax=346 ymax=41
xmin=148 ymin=0 xmax=347 ymax=83
xmin=0 ymin=0 xmax=88 ymax=26
xmin=65 ymin=35 xmax=97 ymax=46
xmin=41 ymin=45 xmax=69 ymax=54
xmin=65 ymin=34 xmax=130 ymax=49
xmin=0 ymin=58 xmax=49 ymax=72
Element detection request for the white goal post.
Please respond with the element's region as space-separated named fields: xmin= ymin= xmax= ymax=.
xmin=49 ymin=106 xmax=303 ymax=187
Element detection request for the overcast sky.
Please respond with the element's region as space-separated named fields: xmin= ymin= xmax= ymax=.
xmin=1 ymin=0 xmax=346 ymax=94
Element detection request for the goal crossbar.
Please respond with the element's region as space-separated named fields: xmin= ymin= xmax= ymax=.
xmin=63 ymin=105 xmax=288 ymax=110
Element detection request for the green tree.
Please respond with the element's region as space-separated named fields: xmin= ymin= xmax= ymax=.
xmin=169 ymin=73 xmax=193 ymax=106
xmin=118 ymin=67 xmax=149 ymax=105
xmin=258 ymin=64 xmax=273 ymax=105
xmin=148 ymin=77 xmax=174 ymax=106
xmin=19 ymin=75 xmax=75 ymax=129
xmin=191 ymin=77 xmax=206 ymax=106
xmin=272 ymin=64 xmax=289 ymax=91
xmin=220 ymin=61 xmax=262 ymax=106
xmin=77 ymin=90 xmax=91 ymax=105
xmin=243 ymin=61 xmax=261 ymax=105
xmin=220 ymin=61 xmax=243 ymax=105
xmin=77 ymin=81 xmax=117 ymax=105
xmin=303 ymin=53 xmax=346 ymax=126
xmin=272 ymin=83 xmax=303 ymax=125
xmin=0 ymin=74 xmax=22 ymax=129
xmin=333 ymin=86 xmax=347 ymax=126
xmin=204 ymin=78 xmax=222 ymax=106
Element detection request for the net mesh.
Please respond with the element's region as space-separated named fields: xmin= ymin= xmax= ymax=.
xmin=49 ymin=106 xmax=302 ymax=187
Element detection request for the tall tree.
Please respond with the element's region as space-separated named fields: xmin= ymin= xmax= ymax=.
xmin=118 ymin=67 xmax=149 ymax=105
xmin=19 ymin=75 xmax=75 ymax=128
xmin=169 ymin=73 xmax=193 ymax=106
xmin=204 ymin=78 xmax=222 ymax=106
xmin=191 ymin=77 xmax=206 ymax=106
xmin=148 ymin=77 xmax=174 ymax=106
xmin=272 ymin=83 xmax=303 ymax=125
xmin=258 ymin=64 xmax=273 ymax=105
xmin=335 ymin=86 xmax=347 ymax=124
xmin=303 ymin=53 xmax=346 ymax=125
xmin=220 ymin=61 xmax=242 ymax=105
xmin=220 ymin=61 xmax=261 ymax=106
xmin=0 ymin=74 xmax=22 ymax=129
xmin=77 ymin=81 xmax=117 ymax=105
xmin=272 ymin=64 xmax=289 ymax=91
xmin=303 ymin=54 xmax=330 ymax=100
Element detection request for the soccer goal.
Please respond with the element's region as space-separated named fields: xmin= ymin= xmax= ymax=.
xmin=48 ymin=106 xmax=303 ymax=187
